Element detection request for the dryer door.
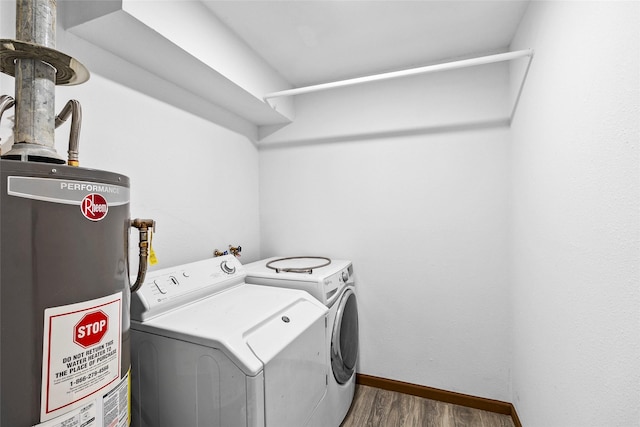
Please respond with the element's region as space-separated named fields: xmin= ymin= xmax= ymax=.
xmin=331 ymin=288 xmax=359 ymax=384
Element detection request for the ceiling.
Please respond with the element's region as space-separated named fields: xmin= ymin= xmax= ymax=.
xmin=202 ymin=0 xmax=531 ymax=88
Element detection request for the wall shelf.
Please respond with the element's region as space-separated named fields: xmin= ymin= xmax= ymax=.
xmin=59 ymin=1 xmax=293 ymax=141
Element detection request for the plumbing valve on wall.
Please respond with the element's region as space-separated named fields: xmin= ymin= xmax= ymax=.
xmin=214 ymin=245 xmax=242 ymax=258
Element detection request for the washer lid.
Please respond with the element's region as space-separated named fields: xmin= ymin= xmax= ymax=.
xmin=131 ymin=284 xmax=327 ymax=376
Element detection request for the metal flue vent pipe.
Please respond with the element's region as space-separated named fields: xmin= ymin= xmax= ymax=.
xmin=0 ymin=0 xmax=89 ymax=163
xmin=12 ymin=0 xmax=63 ymax=162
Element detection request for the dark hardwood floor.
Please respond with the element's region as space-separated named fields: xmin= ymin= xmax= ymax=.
xmin=341 ymin=385 xmax=515 ymax=427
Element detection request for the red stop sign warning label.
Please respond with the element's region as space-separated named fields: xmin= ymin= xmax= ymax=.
xmin=80 ymin=193 xmax=108 ymax=221
xmin=74 ymin=310 xmax=108 ymax=348
xmin=41 ymin=294 xmax=122 ymax=421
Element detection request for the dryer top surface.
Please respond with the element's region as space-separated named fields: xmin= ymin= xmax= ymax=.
xmin=245 ymin=257 xmax=351 ymax=283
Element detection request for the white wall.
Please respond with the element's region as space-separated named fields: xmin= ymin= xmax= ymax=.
xmin=55 ymin=74 xmax=261 ymax=267
xmin=509 ymin=1 xmax=640 ymax=426
xmin=0 ymin=1 xmax=261 ymax=268
xmin=259 ymin=65 xmax=512 ymax=401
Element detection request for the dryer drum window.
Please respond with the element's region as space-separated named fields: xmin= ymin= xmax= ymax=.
xmin=331 ymin=289 xmax=359 ymax=384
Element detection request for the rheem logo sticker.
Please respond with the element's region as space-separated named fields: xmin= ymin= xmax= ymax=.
xmin=81 ymin=193 xmax=108 ymax=221
xmin=74 ymin=310 xmax=109 ymax=348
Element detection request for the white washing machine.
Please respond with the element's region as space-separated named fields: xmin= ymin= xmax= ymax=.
xmin=244 ymin=256 xmax=359 ymax=427
xmin=130 ymin=255 xmax=329 ymax=427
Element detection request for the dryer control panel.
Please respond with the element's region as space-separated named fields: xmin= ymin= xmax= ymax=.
xmin=131 ymin=255 xmax=244 ymax=322
xmin=325 ymin=264 xmax=354 ymax=306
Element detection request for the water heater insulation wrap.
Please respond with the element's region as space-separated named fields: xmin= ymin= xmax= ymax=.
xmin=0 ymin=159 xmax=132 ymax=426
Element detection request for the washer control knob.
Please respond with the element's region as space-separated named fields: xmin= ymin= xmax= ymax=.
xmin=220 ymin=261 xmax=236 ymax=275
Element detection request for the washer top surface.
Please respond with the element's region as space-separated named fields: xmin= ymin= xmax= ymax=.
xmin=133 ymin=284 xmax=326 ymax=376
xmin=130 ymin=255 xmax=328 ymax=376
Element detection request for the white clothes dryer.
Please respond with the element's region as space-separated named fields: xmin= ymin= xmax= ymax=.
xmin=244 ymin=257 xmax=359 ymax=427
xmin=130 ymin=255 xmax=328 ymax=427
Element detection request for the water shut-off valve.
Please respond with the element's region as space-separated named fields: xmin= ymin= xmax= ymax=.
xmin=214 ymin=245 xmax=242 ymax=258
xmin=130 ymin=218 xmax=156 ymax=293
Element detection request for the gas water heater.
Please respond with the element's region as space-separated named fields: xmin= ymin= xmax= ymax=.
xmin=0 ymin=1 xmax=154 ymax=426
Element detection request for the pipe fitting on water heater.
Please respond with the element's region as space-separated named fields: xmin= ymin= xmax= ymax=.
xmin=130 ymin=219 xmax=156 ymax=293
